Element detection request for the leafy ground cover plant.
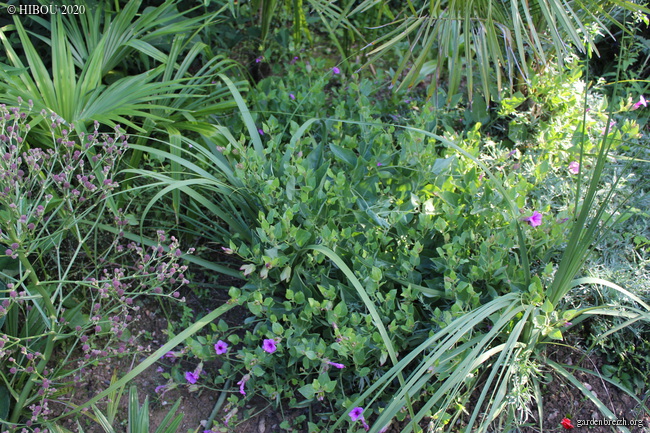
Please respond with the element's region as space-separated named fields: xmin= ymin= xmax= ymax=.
xmin=328 ymin=72 xmax=650 ymax=432
xmin=0 ymin=102 xmax=194 ymax=432
xmin=127 ymin=54 xmax=649 ymax=432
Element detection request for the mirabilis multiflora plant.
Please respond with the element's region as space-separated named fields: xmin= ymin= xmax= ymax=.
xmin=328 ymin=86 xmax=650 ymax=432
xmin=0 ymin=101 xmax=192 ymax=432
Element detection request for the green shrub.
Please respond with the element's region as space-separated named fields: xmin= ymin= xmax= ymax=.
xmin=134 ymin=54 xmax=649 ymax=430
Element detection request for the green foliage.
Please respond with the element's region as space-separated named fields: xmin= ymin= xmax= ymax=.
xmin=351 ymin=0 xmax=650 ymax=102
xmin=5 ymin=2 xmax=647 ymax=430
xmin=136 ymin=54 xmax=650 ymax=431
xmin=0 ymin=1 xmax=245 ymax=149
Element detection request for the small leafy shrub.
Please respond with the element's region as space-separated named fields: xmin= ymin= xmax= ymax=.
xmin=0 ymin=102 xmax=191 ymax=432
xmin=237 ymin=56 xmax=419 ymax=138
xmin=138 ymin=58 xmax=649 ymax=431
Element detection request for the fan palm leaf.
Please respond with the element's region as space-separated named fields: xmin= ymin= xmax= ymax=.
xmin=353 ymin=0 xmax=649 ymax=101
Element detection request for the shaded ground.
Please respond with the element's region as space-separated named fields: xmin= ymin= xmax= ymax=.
xmin=519 ymin=346 xmax=649 ymax=433
xmin=47 ymin=246 xmax=649 ymax=433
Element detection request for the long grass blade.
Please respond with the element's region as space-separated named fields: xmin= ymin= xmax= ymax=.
xmin=47 ymin=301 xmax=238 ymax=423
xmin=218 ymin=74 xmax=264 ymax=159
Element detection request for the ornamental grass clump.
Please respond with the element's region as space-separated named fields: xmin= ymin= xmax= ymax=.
xmin=0 ymin=102 xmax=191 ymax=432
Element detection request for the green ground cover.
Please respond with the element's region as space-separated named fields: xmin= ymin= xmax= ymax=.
xmin=0 ymin=1 xmax=649 ymax=432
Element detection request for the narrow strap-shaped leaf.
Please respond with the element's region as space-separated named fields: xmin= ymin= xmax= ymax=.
xmin=218 ymin=74 xmax=265 ymax=159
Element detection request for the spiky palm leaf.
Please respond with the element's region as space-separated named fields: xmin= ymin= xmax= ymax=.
xmin=353 ymin=0 xmax=649 ymax=101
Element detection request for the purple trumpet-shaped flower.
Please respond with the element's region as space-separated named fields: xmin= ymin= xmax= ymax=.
xmin=185 ymin=371 xmax=199 ymax=384
xmin=633 ymin=95 xmax=647 ymax=110
xmin=522 ymin=211 xmax=543 ymax=227
xmin=214 ymin=340 xmax=228 ymax=355
xmin=325 ymin=360 xmax=345 ymax=369
xmin=237 ymin=374 xmax=250 ymax=396
xmin=262 ymin=339 xmax=277 ymax=353
xmin=349 ymin=407 xmax=364 ymax=421
xmin=349 ymin=407 xmax=369 ymax=431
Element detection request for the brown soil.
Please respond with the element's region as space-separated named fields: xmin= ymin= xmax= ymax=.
xmin=47 ymin=298 xmax=308 ymax=433
xmin=50 ymin=322 xmax=648 ymax=433
xmin=519 ymin=346 xmax=650 ymax=433
xmin=45 ymin=254 xmax=649 ymax=433
xmin=49 ymin=304 xmax=220 ymax=433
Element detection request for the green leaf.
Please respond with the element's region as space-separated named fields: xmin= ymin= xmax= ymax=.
xmin=298 ymin=384 xmax=315 ymax=399
xmin=541 ymin=299 xmax=554 ymax=314
xmin=217 ymin=319 xmax=228 ymax=333
xmin=370 ymin=267 xmax=382 ymax=282
xmin=0 ymin=385 xmax=10 ymax=421
xmin=295 ymin=229 xmax=312 ymax=247
xmin=286 ymin=175 xmax=296 ymax=200
xmin=329 ymin=143 xmax=357 ymax=167
xmin=431 ymin=156 xmax=455 ymax=174
xmin=280 ymin=266 xmax=292 ymax=282
xmin=248 ymin=302 xmax=262 ymax=316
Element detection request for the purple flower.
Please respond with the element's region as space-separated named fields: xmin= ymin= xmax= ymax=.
xmin=289 ymin=93 xmax=295 ymax=100
xmin=237 ymin=374 xmax=250 ymax=396
xmin=349 ymin=407 xmax=364 ymax=421
xmin=633 ymin=95 xmax=647 ymax=110
xmin=154 ymin=385 xmax=166 ymax=394
xmin=258 ymin=128 xmax=264 ymax=136
xmin=255 ymin=56 xmax=263 ymax=63
xmin=185 ymin=371 xmax=199 ymax=384
xmin=332 ymin=67 xmax=341 ymax=74
xmin=262 ymin=339 xmax=277 ymax=353
xmin=325 ymin=361 xmax=345 ymax=369
xmin=568 ymin=161 xmax=580 ymax=175
xmin=214 ymin=340 xmax=228 ymax=355
xmin=522 ymin=211 xmax=543 ymax=227
xmin=376 ymin=162 xmax=383 ymax=167
xmin=349 ymin=407 xmax=369 ymax=430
